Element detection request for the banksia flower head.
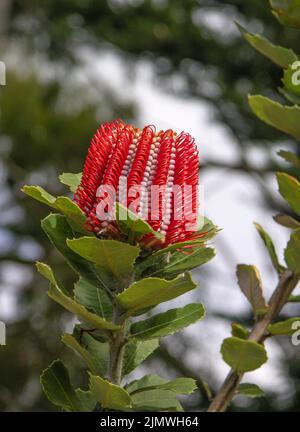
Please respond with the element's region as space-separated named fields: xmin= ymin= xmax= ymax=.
xmin=75 ymin=119 xmax=201 ymax=248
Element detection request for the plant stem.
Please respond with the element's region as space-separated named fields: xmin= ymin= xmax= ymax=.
xmin=108 ymin=303 xmax=127 ymax=385
xmin=207 ymin=269 xmax=299 ymax=412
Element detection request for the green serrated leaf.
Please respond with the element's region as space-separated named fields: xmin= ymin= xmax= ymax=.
xmin=75 ymin=389 xmax=97 ymax=412
xmin=117 ymin=273 xmax=197 ymax=315
xmin=277 ymin=172 xmax=300 ymax=217
xmin=285 ymin=228 xmax=300 ymax=274
xmin=237 ymin=23 xmax=297 ymax=68
xmin=136 ymin=245 xmax=215 ymax=280
xmin=59 ymin=172 xmax=82 ymax=193
xmin=236 ymin=383 xmax=265 ymax=398
xmin=274 ymin=213 xmax=300 ymax=229
xmin=74 ymin=278 xmax=113 ymax=321
xmin=40 ymin=359 xmax=80 ymax=412
xmin=62 ymin=333 xmax=109 ymax=377
xmin=248 ymin=95 xmax=300 ymax=140
xmin=130 ymin=303 xmax=205 ymax=340
xmin=22 ymin=185 xmax=88 ymax=234
xmin=221 ymin=337 xmax=268 ymax=372
xmin=122 ymin=339 xmax=159 ymax=376
xmin=41 ymin=214 xmax=109 ymax=290
xmin=126 ymin=374 xmax=196 ymax=396
xmin=131 ymin=388 xmax=183 ymax=412
xmin=67 ymin=237 xmax=140 ymax=280
xmin=236 ymin=264 xmax=268 ymax=316
xmin=254 ymin=223 xmax=285 ymax=273
xmin=231 ymin=323 xmax=250 ymax=340
xmin=62 ymin=333 xmax=100 ymax=375
xmin=36 ymin=262 xmax=120 ymax=331
xmin=89 ymin=375 xmax=132 ymax=411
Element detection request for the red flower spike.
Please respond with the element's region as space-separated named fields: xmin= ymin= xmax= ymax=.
xmin=75 ymin=120 xmax=201 ymax=248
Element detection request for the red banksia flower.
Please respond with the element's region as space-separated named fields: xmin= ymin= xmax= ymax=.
xmin=75 ymin=119 xmax=201 ymax=248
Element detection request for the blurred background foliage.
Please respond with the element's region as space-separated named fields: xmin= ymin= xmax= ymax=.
xmin=0 ymin=0 xmax=299 ymax=411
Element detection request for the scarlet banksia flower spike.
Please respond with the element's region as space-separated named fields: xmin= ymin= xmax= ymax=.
xmin=75 ymin=119 xmax=201 ymax=248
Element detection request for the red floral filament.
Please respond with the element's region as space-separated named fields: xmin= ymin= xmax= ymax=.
xmin=75 ymin=120 xmax=200 ymax=247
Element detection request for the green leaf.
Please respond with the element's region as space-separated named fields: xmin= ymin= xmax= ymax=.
xmin=278 ymin=85 xmax=300 ymax=105
xmin=22 ymin=185 xmax=87 ymax=234
xmin=130 ymin=303 xmax=205 ymax=340
xmin=248 ymin=95 xmax=300 ymax=140
xmin=285 ymin=228 xmax=300 ymax=274
xmin=278 ymin=150 xmax=300 ymax=168
xmin=237 ymin=23 xmax=297 ymax=68
xmin=254 ymin=223 xmax=285 ymax=273
xmin=136 ymin=246 xmax=215 ymax=280
xmin=74 ymin=278 xmax=112 ymax=321
xmin=126 ymin=375 xmax=197 ymax=396
xmin=268 ymin=317 xmax=300 ymax=336
xmin=75 ymin=389 xmax=97 ymax=412
xmin=277 ymin=172 xmax=300 ymax=217
xmin=117 ymin=273 xmax=197 ymax=315
xmin=221 ymin=337 xmax=268 ymax=372
xmin=40 ymin=359 xmax=80 ymax=412
xmin=131 ymin=389 xmax=183 ymax=411
xmin=236 ymin=383 xmax=265 ymax=398
xmin=89 ymin=375 xmax=132 ymax=411
xmin=231 ymin=323 xmax=250 ymax=340
xmin=41 ymin=214 xmax=108 ymax=290
xmin=67 ymin=237 xmax=140 ymax=280
xmin=122 ymin=339 xmax=159 ymax=376
xmin=59 ymin=172 xmax=82 ymax=193
xmin=62 ymin=333 xmax=100 ymax=376
xmin=116 ymin=202 xmax=164 ymax=241
xmin=274 ymin=213 xmax=300 ymax=229
xmin=62 ymin=333 xmax=109 ymax=377
xmin=270 ymin=0 xmax=300 ymax=28
xmin=36 ymin=262 xmax=120 ymax=331
xmin=236 ymin=264 xmax=268 ymax=316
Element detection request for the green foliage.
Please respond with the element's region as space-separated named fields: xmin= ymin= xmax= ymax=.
xmin=130 ymin=303 xmax=206 ymax=340
xmin=40 ymin=360 xmax=81 ymax=412
xmin=22 ymin=185 xmax=88 ymax=234
xmin=89 ymin=375 xmax=132 ymax=411
xmin=277 ymin=173 xmax=300 ymax=217
xmin=254 ymin=223 xmax=285 ymax=273
xmin=231 ymin=323 xmax=250 ymax=340
xmin=285 ymin=228 xmax=300 ymax=274
xmin=221 ymin=337 xmax=268 ymax=372
xmin=237 ymin=24 xmax=298 ymax=68
xmin=117 ymin=273 xmax=197 ymax=315
xmin=36 ymin=262 xmax=120 ymax=331
xmin=236 ymin=264 xmax=268 ymax=316
xmin=67 ymin=237 xmax=140 ymax=280
xmin=236 ymin=383 xmax=265 ymax=398
xmin=122 ymin=339 xmax=159 ymax=376
xmin=248 ymin=95 xmax=300 ymax=140
xmin=59 ymin=172 xmax=82 ymax=193
xmin=270 ymin=0 xmax=300 ymax=28
xmin=268 ymin=317 xmax=300 ymax=335
xmin=274 ymin=213 xmax=300 ymax=229
xmin=116 ymin=202 xmax=164 ymax=242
